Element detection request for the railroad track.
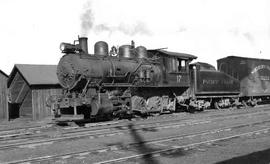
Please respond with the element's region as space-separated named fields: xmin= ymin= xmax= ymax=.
xmin=0 ymin=104 xmax=269 ymax=137
xmin=1 ymin=104 xmax=270 ymax=136
xmin=1 ymin=107 xmax=270 ymax=150
xmin=4 ymin=117 xmax=270 ymax=164
xmin=0 ymin=119 xmax=212 ymax=150
xmin=95 ymin=128 xmax=270 ymax=164
xmin=0 ymin=124 xmax=52 ymax=137
xmin=1 ymin=105 xmax=270 ymax=143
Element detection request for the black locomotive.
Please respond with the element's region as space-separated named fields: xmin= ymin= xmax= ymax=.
xmin=47 ymin=36 xmax=268 ymax=120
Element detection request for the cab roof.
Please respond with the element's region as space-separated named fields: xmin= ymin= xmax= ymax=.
xmin=148 ymin=49 xmax=197 ymax=60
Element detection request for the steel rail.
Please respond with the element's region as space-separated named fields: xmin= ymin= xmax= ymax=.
xmin=4 ymin=119 xmax=270 ymax=164
xmin=95 ymin=127 xmax=270 ymax=164
xmin=0 ymin=105 xmax=269 ymax=140
xmin=1 ymin=109 xmax=270 ymax=149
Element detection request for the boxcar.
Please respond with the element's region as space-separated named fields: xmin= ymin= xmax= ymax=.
xmin=217 ymin=56 xmax=270 ymax=104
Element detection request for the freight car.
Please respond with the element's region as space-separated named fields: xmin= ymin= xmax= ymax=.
xmin=218 ymin=56 xmax=270 ymax=106
xmin=47 ymin=37 xmax=197 ymax=120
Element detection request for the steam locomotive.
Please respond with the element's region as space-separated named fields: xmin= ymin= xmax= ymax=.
xmin=47 ymin=36 xmax=269 ymax=120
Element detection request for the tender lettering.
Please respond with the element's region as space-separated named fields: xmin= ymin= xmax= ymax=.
xmin=221 ymin=80 xmax=234 ymax=85
xmin=202 ymin=79 xmax=234 ymax=85
xmin=251 ymin=65 xmax=270 ymax=74
xmin=260 ymin=76 xmax=270 ymax=81
xmin=203 ymin=79 xmax=219 ymax=85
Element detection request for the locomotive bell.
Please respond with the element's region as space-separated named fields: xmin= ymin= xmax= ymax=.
xmin=94 ymin=41 xmax=109 ymax=56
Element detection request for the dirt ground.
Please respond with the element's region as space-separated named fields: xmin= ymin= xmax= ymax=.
xmin=0 ymin=107 xmax=270 ymax=164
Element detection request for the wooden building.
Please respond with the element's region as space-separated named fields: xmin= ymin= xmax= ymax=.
xmin=7 ymin=64 xmax=62 ymax=120
xmin=0 ymin=70 xmax=8 ymax=120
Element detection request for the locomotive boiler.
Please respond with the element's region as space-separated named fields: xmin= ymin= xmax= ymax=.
xmin=48 ymin=36 xmax=197 ymax=120
xmin=58 ymin=38 xmax=161 ymax=91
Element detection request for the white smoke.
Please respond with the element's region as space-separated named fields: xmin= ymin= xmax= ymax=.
xmin=243 ymin=32 xmax=255 ymax=45
xmin=80 ymin=1 xmax=151 ymax=37
xmin=80 ymin=2 xmax=94 ymax=36
xmin=94 ymin=21 xmax=151 ymax=36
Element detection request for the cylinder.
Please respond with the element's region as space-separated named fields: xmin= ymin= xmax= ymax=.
xmin=79 ymin=37 xmax=88 ymax=54
xmin=119 ymin=45 xmax=134 ymax=58
xmin=94 ymin=41 xmax=109 ymax=56
xmin=135 ymin=46 xmax=147 ymax=58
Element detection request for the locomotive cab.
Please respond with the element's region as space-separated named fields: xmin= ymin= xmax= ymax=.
xmin=147 ymin=49 xmax=197 ymax=88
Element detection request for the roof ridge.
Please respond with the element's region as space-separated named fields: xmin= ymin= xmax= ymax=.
xmin=8 ymin=64 xmax=59 ymax=86
xmin=0 ymin=69 xmax=8 ymax=77
xmin=15 ymin=64 xmax=57 ymax=66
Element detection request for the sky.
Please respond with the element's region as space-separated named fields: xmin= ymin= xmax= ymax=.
xmin=0 ymin=0 xmax=270 ymax=74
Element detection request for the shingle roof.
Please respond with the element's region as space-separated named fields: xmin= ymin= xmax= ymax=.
xmin=8 ymin=64 xmax=59 ymax=87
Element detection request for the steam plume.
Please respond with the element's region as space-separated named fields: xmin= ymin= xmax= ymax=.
xmin=243 ymin=32 xmax=255 ymax=45
xmin=80 ymin=2 xmax=94 ymax=36
xmin=94 ymin=21 xmax=151 ymax=36
xmin=178 ymin=27 xmax=187 ymax=33
xmin=80 ymin=2 xmax=151 ymax=37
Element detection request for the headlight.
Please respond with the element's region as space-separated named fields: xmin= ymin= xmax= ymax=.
xmin=59 ymin=43 xmax=66 ymax=51
xmin=59 ymin=43 xmax=76 ymax=53
xmin=59 ymin=42 xmax=82 ymax=53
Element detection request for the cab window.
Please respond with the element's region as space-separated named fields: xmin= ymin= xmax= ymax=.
xmin=178 ymin=59 xmax=186 ymax=72
xmin=170 ymin=58 xmax=187 ymax=72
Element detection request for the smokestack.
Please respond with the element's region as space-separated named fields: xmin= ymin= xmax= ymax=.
xmin=79 ymin=37 xmax=88 ymax=54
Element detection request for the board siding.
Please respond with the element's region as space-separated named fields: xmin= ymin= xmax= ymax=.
xmin=32 ymin=88 xmax=62 ymax=120
xmin=9 ymin=72 xmax=26 ymax=103
xmin=19 ymin=91 xmax=32 ymax=118
xmin=0 ymin=74 xmax=8 ymax=120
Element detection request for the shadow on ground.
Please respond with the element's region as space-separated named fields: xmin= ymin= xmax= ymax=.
xmin=106 ymin=123 xmax=189 ymax=164
xmin=216 ymin=148 xmax=270 ymax=164
xmin=127 ymin=123 xmax=160 ymax=164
